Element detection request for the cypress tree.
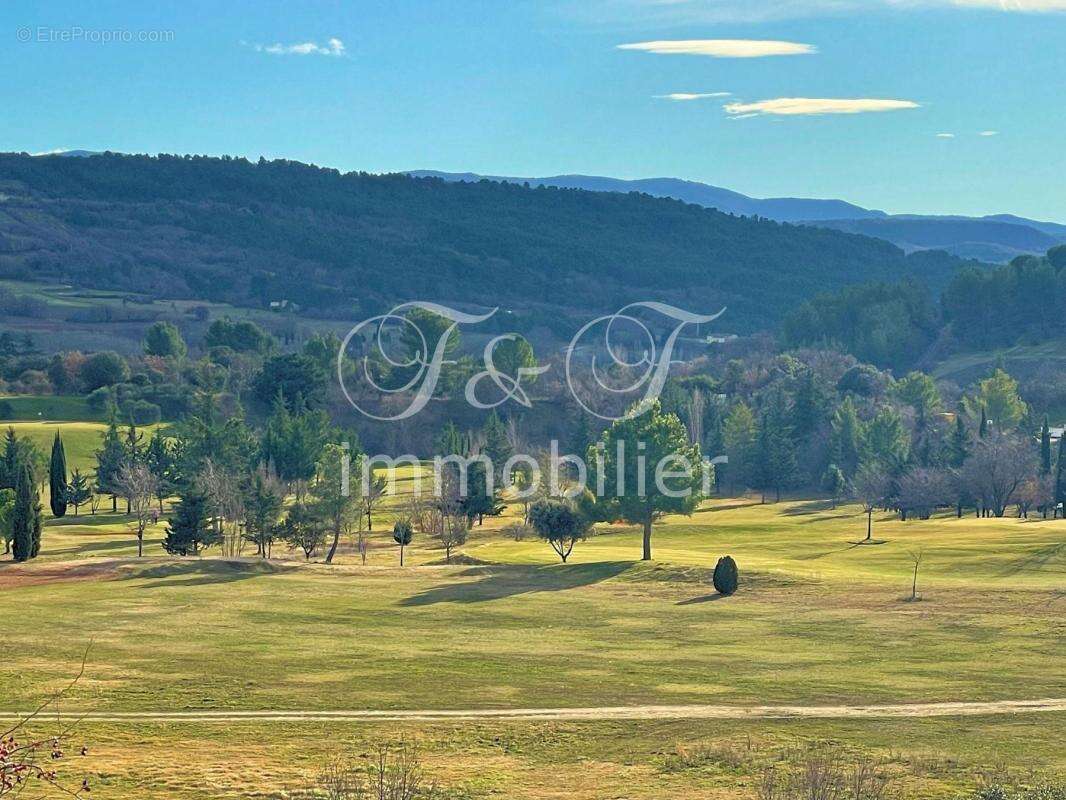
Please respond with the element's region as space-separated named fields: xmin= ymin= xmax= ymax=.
xmin=49 ymin=430 xmax=68 ymax=518
xmin=1056 ymin=433 xmax=1066 ymax=519
xmin=978 ymin=406 xmax=989 ymax=439
xmin=11 ymin=465 xmax=41 ymax=562
xmin=1040 ymin=416 xmax=1052 ymax=475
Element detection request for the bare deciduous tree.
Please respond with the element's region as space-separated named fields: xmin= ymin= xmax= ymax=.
xmin=850 ymin=466 xmax=893 ymax=542
xmin=959 ymin=433 xmax=1037 ymax=518
xmin=114 ymin=462 xmax=158 ymax=557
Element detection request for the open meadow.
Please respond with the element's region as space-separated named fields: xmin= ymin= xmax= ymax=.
xmin=3 ymin=485 xmax=1064 ymax=799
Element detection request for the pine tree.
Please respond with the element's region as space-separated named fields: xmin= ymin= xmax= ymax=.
xmin=435 ymin=421 xmax=464 ymax=456
xmin=11 ymin=465 xmax=41 ymax=562
xmin=67 ymin=468 xmax=93 ymax=515
xmin=94 ymin=414 xmax=126 ymax=512
xmin=829 ymin=397 xmax=863 ymax=478
xmin=1040 ymin=416 xmax=1052 ymax=475
xmin=163 ymin=489 xmax=217 ymax=556
xmin=49 ymin=430 xmax=68 ymax=518
xmin=948 ymin=411 xmax=970 ymax=468
xmin=144 ymin=434 xmax=175 ymax=512
xmin=753 ymin=393 xmax=798 ymax=503
xmin=482 ymin=411 xmax=513 ymax=486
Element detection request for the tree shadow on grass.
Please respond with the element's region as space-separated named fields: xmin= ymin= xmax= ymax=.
xmin=399 ymin=561 xmax=634 ymax=606
xmin=131 ymin=560 xmax=294 ymax=589
xmin=676 ymin=593 xmax=729 ymax=606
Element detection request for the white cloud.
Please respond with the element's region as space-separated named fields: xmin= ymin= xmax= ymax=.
xmin=979 ymin=129 xmax=1000 ymax=136
xmin=654 ymin=92 xmax=732 ymax=101
xmin=618 ymin=39 xmax=816 ymax=57
xmin=724 ymin=97 xmax=921 ymax=116
xmin=936 ymin=132 xmax=956 ymax=138
xmin=249 ymin=37 xmax=346 ymax=57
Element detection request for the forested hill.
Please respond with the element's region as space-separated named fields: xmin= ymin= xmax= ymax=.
xmin=0 ymin=152 xmax=973 ymax=332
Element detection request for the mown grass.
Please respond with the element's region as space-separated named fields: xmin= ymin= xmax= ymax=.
xmin=2 ymin=494 xmax=1063 ymax=798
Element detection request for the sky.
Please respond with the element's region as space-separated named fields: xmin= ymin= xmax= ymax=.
xmin=4 ymin=0 xmax=1066 ymax=220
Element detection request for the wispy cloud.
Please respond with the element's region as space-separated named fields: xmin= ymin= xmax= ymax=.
xmin=654 ymin=92 xmax=732 ymax=101
xmin=936 ymin=132 xmax=956 ymax=138
xmin=979 ymin=129 xmax=1000 ymax=136
xmin=724 ymin=97 xmax=921 ymax=116
xmin=618 ymin=39 xmax=816 ymax=57
xmin=247 ymin=37 xmax=346 ymax=57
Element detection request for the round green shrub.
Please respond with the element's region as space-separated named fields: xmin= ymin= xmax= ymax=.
xmin=713 ymin=555 xmax=739 ymax=596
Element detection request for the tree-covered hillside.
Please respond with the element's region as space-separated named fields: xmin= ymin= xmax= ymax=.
xmin=0 ymin=152 xmax=971 ymax=332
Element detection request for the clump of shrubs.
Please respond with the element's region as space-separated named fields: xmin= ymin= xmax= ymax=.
xmin=713 ymin=556 xmax=739 ymax=596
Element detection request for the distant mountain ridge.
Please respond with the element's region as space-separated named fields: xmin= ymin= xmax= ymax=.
xmin=408 ymin=170 xmax=1066 ymax=262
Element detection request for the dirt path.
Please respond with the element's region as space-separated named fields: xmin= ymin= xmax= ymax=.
xmin=4 ymin=699 xmax=1066 ymax=724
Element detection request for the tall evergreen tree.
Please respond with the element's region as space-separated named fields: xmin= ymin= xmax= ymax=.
xmin=67 ymin=468 xmax=93 ymax=516
xmin=948 ymin=411 xmax=970 ymax=468
xmin=94 ymin=414 xmax=126 ymax=512
xmin=163 ymin=489 xmax=217 ymax=556
xmin=753 ymin=392 xmax=798 ymax=503
xmin=829 ymin=397 xmax=863 ymax=478
xmin=1040 ymin=416 xmax=1052 ymax=475
xmin=49 ymin=430 xmax=68 ymax=518
xmin=11 ymin=465 xmax=42 ymax=562
xmin=978 ymin=406 xmax=989 ymax=439
xmin=1056 ymin=433 xmax=1066 ymax=519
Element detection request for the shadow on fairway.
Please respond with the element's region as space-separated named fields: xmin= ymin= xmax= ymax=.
xmin=676 ymin=593 xmax=729 ymax=605
xmin=131 ymin=560 xmax=294 ymax=588
xmin=399 ymin=561 xmax=634 ymax=606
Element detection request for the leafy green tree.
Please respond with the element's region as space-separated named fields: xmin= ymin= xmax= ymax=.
xmin=492 ymin=335 xmax=538 ymax=383
xmin=253 ymin=354 xmax=328 ymax=411
xmin=260 ymin=393 xmax=332 ymax=490
xmin=280 ymin=503 xmax=327 ymax=560
xmin=242 ymin=464 xmax=284 ymax=558
xmin=48 ymin=430 xmax=68 ymax=518
xmin=66 ymin=469 xmax=92 ymax=516
xmin=80 ymin=351 xmax=131 ymax=391
xmin=302 ymin=331 xmax=342 ymax=374
xmin=204 ymin=318 xmax=274 ymax=354
xmin=163 ymin=489 xmax=217 ymax=555
xmin=460 ymin=461 xmax=504 ymax=525
xmin=143 ymin=321 xmax=187 ymax=359
xmin=11 ymin=465 xmax=42 ymax=562
xmin=964 ymin=369 xmax=1028 ymax=432
xmin=894 ymin=371 xmax=942 ymax=426
xmin=528 ymin=497 xmax=591 ymax=562
xmin=312 ymin=443 xmax=363 ymax=564
xmin=829 ymin=397 xmax=863 ymax=478
xmin=587 ymin=401 xmax=706 ymax=561
xmin=392 ymin=520 xmax=413 ymax=566
xmin=822 ymin=464 xmax=847 ymax=508
xmin=861 ymin=406 xmax=910 ymax=471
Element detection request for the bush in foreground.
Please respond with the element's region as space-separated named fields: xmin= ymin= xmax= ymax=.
xmin=713 ymin=556 xmax=738 ymax=596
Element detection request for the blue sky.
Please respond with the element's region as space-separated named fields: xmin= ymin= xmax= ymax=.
xmin=4 ymin=0 xmax=1066 ymax=219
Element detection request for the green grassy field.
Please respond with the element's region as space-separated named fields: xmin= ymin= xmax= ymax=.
xmin=2 ymin=495 xmax=1064 ymax=799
